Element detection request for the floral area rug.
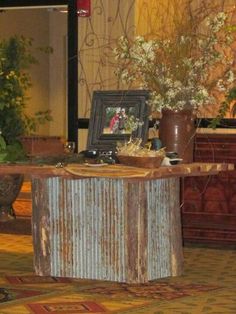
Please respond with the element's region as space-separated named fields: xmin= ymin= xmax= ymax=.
xmin=0 ymin=233 xmax=236 ymax=314
xmin=0 ymin=278 xmax=221 ymax=314
xmin=0 ymin=287 xmax=47 ymax=304
xmin=5 ymin=276 xmax=73 ymax=285
xmin=27 ymin=301 xmax=107 ymax=313
xmin=80 ymin=281 xmax=220 ymax=300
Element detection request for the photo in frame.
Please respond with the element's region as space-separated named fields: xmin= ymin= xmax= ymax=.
xmin=87 ymin=90 xmax=150 ymax=152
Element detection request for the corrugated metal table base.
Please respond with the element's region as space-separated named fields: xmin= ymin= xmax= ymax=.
xmin=31 ymin=177 xmax=183 ymax=284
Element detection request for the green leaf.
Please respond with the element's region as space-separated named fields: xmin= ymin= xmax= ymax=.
xmin=227 ymin=87 xmax=236 ymax=102
xmin=0 ymin=135 xmax=7 ymax=150
xmin=0 ymin=152 xmax=8 ymax=162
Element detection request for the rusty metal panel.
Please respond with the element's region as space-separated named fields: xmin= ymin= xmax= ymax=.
xmin=47 ymin=177 xmax=126 ymax=282
xmin=147 ymin=178 xmax=180 ymax=280
xmin=32 ymin=176 xmax=183 ymax=283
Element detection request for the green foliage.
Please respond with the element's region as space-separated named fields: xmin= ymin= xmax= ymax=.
xmin=0 ymin=105 xmax=25 ymax=144
xmin=227 ymin=86 xmax=236 ymax=102
xmin=23 ymin=110 xmax=53 ymax=135
xmin=0 ymin=134 xmax=26 ymax=162
xmin=228 ymin=87 xmax=236 ymax=117
xmin=0 ymin=36 xmax=37 ymax=113
xmin=209 ymin=87 xmax=236 ymax=128
xmin=0 ymin=35 xmax=53 ymax=160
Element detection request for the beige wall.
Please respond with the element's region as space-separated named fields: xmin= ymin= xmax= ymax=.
xmin=135 ymin=0 xmax=186 ymax=38
xmin=135 ymin=0 xmax=236 ymax=38
xmin=0 ymin=9 xmax=50 ymax=135
xmin=0 ymin=8 xmax=67 ymax=138
xmin=49 ymin=10 xmax=67 ymax=138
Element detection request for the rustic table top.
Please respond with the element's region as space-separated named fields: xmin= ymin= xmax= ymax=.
xmin=0 ymin=162 xmax=234 ymax=180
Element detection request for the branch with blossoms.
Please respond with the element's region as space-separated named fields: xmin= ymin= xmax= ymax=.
xmin=113 ymin=12 xmax=236 ymax=117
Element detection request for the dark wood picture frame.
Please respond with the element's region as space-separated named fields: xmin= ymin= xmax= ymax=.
xmin=87 ymin=90 xmax=150 ymax=152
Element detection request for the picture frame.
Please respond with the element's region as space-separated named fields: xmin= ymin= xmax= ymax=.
xmin=87 ymin=90 xmax=150 ymax=152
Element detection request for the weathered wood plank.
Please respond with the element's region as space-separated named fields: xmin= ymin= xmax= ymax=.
xmin=125 ymin=181 xmax=148 ymax=283
xmin=0 ymin=162 xmax=233 ymax=180
xmin=168 ymin=178 xmax=184 ymax=276
xmin=31 ymin=177 xmax=51 ymax=276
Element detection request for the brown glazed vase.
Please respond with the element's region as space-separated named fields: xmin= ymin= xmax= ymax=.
xmin=0 ymin=174 xmax=24 ymax=222
xmin=159 ymin=109 xmax=196 ymax=163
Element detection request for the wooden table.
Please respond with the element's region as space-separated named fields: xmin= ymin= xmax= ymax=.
xmin=0 ymin=162 xmax=233 ymax=283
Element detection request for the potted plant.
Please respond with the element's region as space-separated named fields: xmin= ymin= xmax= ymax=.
xmin=114 ymin=11 xmax=236 ymax=162
xmin=0 ymin=35 xmax=52 ymax=221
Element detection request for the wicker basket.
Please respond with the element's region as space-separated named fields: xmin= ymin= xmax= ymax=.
xmin=117 ymin=154 xmax=164 ymax=168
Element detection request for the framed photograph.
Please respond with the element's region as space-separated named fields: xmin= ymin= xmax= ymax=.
xmin=87 ymin=90 xmax=150 ymax=152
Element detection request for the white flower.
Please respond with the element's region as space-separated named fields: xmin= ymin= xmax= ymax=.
xmin=216 ymin=79 xmax=226 ymax=92
xmin=114 ymin=11 xmax=235 ymax=113
xmin=141 ymin=41 xmax=156 ymax=61
xmin=226 ymin=70 xmax=235 ymax=83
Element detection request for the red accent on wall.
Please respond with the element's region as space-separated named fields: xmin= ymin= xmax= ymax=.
xmin=77 ymin=0 xmax=91 ymax=17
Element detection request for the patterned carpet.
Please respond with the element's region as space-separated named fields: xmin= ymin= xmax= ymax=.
xmin=0 ymin=233 xmax=236 ymax=313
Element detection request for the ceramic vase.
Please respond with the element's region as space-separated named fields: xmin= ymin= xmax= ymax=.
xmin=159 ymin=109 xmax=196 ymax=163
xmin=0 ymin=174 xmax=24 ymax=222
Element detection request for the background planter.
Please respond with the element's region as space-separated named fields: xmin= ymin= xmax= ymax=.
xmin=12 ymin=136 xmax=65 ymax=221
xmin=159 ymin=109 xmax=196 ymax=163
xmin=20 ymin=136 xmax=65 ymax=157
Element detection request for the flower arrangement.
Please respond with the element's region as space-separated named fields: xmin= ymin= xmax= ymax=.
xmin=114 ymin=12 xmax=236 ymax=116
